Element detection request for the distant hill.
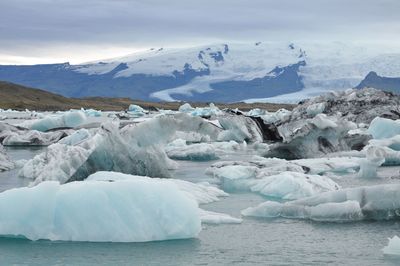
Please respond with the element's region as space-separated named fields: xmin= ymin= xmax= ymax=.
xmin=0 ymin=81 xmax=294 ymax=111
xmin=356 ymin=71 xmax=400 ymax=93
xmin=0 ymin=81 xmax=134 ymax=111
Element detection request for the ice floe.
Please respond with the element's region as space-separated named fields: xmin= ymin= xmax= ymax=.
xmin=165 ymin=139 xmax=219 ymax=161
xmin=242 ymin=184 xmax=400 ymax=222
xmin=383 ymin=236 xmax=400 ymax=256
xmin=19 ymin=111 xmax=87 ymax=132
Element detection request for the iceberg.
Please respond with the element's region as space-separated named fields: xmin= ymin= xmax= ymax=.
xmin=20 ymin=115 xmax=222 ymax=184
xmin=19 ymin=111 xmax=87 ymax=132
xmin=242 ymin=184 xmax=400 ymax=222
xmin=0 ymin=144 xmax=14 ymax=171
xmin=58 ymin=129 xmax=92 ymax=146
xmin=368 ymin=117 xmax=400 ymax=140
xmin=20 ymin=121 xmax=174 ymax=184
xmin=178 ymin=103 xmax=195 ymax=113
xmin=209 ymin=164 xmax=339 ymax=200
xmin=81 ymin=108 xmax=102 ymax=117
xmin=292 ymin=88 xmax=400 ymax=124
xmin=189 ymin=103 xmax=222 ymax=117
xmin=165 ymin=139 xmax=218 ymax=161
xmin=128 ymin=104 xmax=148 ymax=117
xmin=357 ymin=146 xmax=385 ymax=178
xmin=87 ymin=171 xmax=228 ymax=205
xmin=383 ymin=236 xmax=400 ymax=256
xmin=2 ymin=130 xmax=69 ymax=146
xmin=86 ymin=172 xmax=240 ymax=225
xmin=0 ymin=179 xmax=201 ymax=242
xmin=217 ymin=114 xmax=263 ymax=143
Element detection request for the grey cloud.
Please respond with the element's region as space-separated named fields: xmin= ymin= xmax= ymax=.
xmin=0 ymin=0 xmax=399 ymax=63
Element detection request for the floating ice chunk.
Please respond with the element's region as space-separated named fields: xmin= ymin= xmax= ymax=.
xmin=165 ymin=139 xmax=218 ymax=161
xmin=86 ymin=172 xmax=228 ymax=205
xmin=210 ymin=164 xmax=259 ymax=181
xmin=199 ymin=209 xmax=242 ymax=224
xmin=173 ymin=131 xmax=211 ymax=143
xmin=208 ymin=160 xmax=339 ymax=199
xmin=20 ymin=120 xmax=175 ymax=184
xmin=0 ymin=179 xmax=201 ymax=242
xmin=19 ymin=143 xmax=92 ymax=184
xmin=247 ymin=108 xmax=266 ymax=117
xmin=128 ymin=104 xmax=145 ymax=113
xmin=207 ymin=157 xmax=305 ymax=177
xmin=242 ymin=200 xmax=363 ymax=222
xmin=217 ymin=114 xmax=263 ymax=143
xmin=2 ymin=130 xmax=69 ymax=146
xmin=368 ymin=117 xmax=400 ymax=139
xmin=219 ymin=170 xmax=338 ymax=199
xmin=242 ymin=184 xmax=400 ymax=222
xmin=211 ymin=141 xmax=241 ymax=152
xmin=369 ymin=135 xmax=400 ymax=151
xmin=311 ymin=114 xmax=337 ymax=129
xmin=293 ymin=157 xmax=361 ymax=175
xmin=128 ymin=104 xmax=147 ymax=116
xmin=190 ymin=103 xmax=222 ymax=117
xmin=86 ymin=172 xmax=238 ymax=225
xmin=82 ymin=108 xmax=102 ymax=117
xmin=178 ymin=103 xmax=195 ymax=113
xmin=19 ymin=111 xmax=87 ymax=132
xmin=306 ymin=102 xmax=325 ymax=117
xmin=269 ymin=114 xmax=359 ymax=159
xmin=0 ymin=144 xmax=14 ymax=171
xmin=383 ymin=236 xmax=400 ymax=256
xmin=58 ymin=129 xmax=91 ymax=146
xmin=358 ymin=146 xmax=385 ymax=178
xmin=248 ymin=172 xmax=340 ymax=200
xmin=260 ymin=109 xmax=292 ymax=124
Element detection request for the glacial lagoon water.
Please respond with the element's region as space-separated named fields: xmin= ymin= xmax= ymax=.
xmin=1 ymin=147 xmax=400 ymax=265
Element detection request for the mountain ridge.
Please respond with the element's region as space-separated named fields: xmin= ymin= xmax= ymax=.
xmin=1 ymin=42 xmax=400 ymax=103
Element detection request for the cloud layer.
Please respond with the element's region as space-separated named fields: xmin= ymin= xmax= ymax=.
xmin=1 ymin=0 xmax=399 ymax=64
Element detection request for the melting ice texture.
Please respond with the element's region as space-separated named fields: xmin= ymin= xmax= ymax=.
xmin=0 ymin=171 xmax=239 ymax=242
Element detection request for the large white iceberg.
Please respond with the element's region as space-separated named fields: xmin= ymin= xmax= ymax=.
xmin=19 ymin=114 xmax=224 ymax=184
xmin=242 ymin=184 xmax=400 ymax=222
xmin=0 ymin=179 xmax=201 ymax=242
xmin=383 ymin=236 xmax=400 ymax=256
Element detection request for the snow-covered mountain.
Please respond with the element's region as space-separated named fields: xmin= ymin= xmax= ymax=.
xmin=1 ymin=41 xmax=400 ymax=103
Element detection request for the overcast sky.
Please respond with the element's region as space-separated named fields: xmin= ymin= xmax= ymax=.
xmin=0 ymin=0 xmax=399 ymax=64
